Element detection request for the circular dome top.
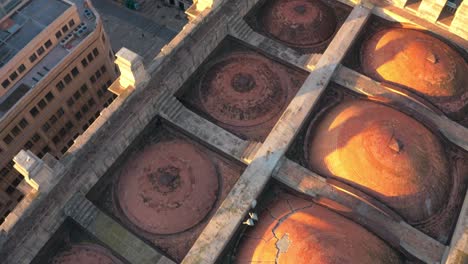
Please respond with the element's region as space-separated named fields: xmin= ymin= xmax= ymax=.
xmin=261 ymin=0 xmax=337 ymax=48
xmin=236 ymin=199 xmax=402 ymax=263
xmin=305 ymin=100 xmax=450 ymax=222
xmin=52 ymin=244 xmax=122 ymax=264
xmin=360 ymin=28 xmax=468 ymax=114
xmin=116 ymin=139 xmax=219 ymax=235
xmin=198 ymin=52 xmax=290 ymax=128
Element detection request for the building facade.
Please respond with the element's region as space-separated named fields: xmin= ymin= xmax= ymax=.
xmin=0 ymin=0 xmax=117 ymax=223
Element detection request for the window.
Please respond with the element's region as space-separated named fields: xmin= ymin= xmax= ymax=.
xmin=45 ymin=92 xmax=54 ymax=102
xmin=56 ymin=81 xmax=65 ymax=91
xmin=67 ymin=98 xmax=74 ymax=107
xmin=82 ymin=124 xmax=89 ymax=130
xmin=61 ymin=147 xmax=68 ymax=154
xmin=69 ymin=19 xmax=75 ymax=27
xmin=11 ymin=126 xmax=20 ymax=137
xmin=41 ymin=146 xmax=51 ymax=154
xmin=52 ymin=136 xmax=60 ymax=144
xmin=30 ymin=107 xmax=39 ymax=117
xmin=38 ymin=99 xmax=47 ymax=110
xmin=49 ymin=115 xmax=58 ymax=125
xmin=71 ymin=67 xmax=79 ymax=77
xmin=37 ymin=47 xmax=45 ymax=56
xmin=0 ymin=168 xmax=8 ymax=176
xmin=24 ymin=140 xmax=33 ymax=149
xmin=62 ymin=25 xmax=69 ymax=33
xmin=97 ymin=90 xmax=103 ymax=98
xmin=92 ymin=48 xmax=99 ymax=56
xmin=81 ymin=105 xmax=89 ymax=113
xmin=12 ymin=178 xmax=21 ymax=187
xmin=106 ymin=80 xmax=112 ymax=87
xmin=75 ymin=111 xmax=82 ymax=121
xmin=18 ymin=64 xmax=26 ymax=73
xmin=73 ymin=91 xmax=81 ymax=100
xmin=87 ymin=53 xmax=94 ymax=62
xmin=42 ymin=122 xmax=51 ymax=133
xmin=95 ymin=70 xmax=101 ymax=79
xmin=29 ymin=54 xmax=37 ymax=63
xmin=59 ymin=128 xmax=66 ymax=137
xmin=3 ymin=135 xmax=13 ymax=145
xmin=65 ymin=121 xmax=73 ymax=130
xmin=64 ymin=74 xmax=72 ymax=84
xmin=2 ymin=79 xmax=10 ymax=89
xmin=90 ymin=76 xmax=96 ymax=84
xmin=9 ymin=71 xmax=18 ymax=81
xmin=44 ymin=40 xmax=52 ymax=49
xmin=101 ymin=33 xmax=106 ymax=43
xmin=19 ymin=118 xmax=28 ymax=128
xmin=100 ymin=65 xmax=107 ymax=73
xmin=32 ymin=133 xmax=41 ymax=142
xmin=88 ymin=98 xmax=95 ymax=107
xmin=56 ymin=108 xmax=65 ymax=118
xmin=80 ymin=84 xmax=88 ymax=93
xmin=5 ymin=186 xmax=15 ymax=195
xmin=55 ymin=31 xmax=62 ymax=39
xmin=81 ymin=58 xmax=88 ymax=68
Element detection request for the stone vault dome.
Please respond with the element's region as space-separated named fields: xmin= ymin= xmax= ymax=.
xmin=260 ymin=0 xmax=337 ymax=49
xmin=116 ymin=139 xmax=219 ymax=235
xmin=51 ymin=244 xmax=122 ymax=264
xmin=235 ymin=197 xmax=402 ymax=263
xmin=360 ymin=28 xmax=468 ymax=115
xmin=305 ymin=100 xmax=450 ymax=223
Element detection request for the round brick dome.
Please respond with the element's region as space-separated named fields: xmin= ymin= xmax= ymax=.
xmin=360 ymin=28 xmax=468 ymax=114
xmin=236 ymin=198 xmax=402 ymax=263
xmin=261 ymin=0 xmax=337 ymax=49
xmin=305 ymin=100 xmax=450 ymax=222
xmin=52 ymin=244 xmax=122 ymax=264
xmin=198 ymin=52 xmax=290 ymax=128
xmin=116 ymin=139 xmax=219 ymax=235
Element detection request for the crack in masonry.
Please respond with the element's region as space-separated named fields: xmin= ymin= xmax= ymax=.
xmin=269 ymin=204 xmax=314 ymax=264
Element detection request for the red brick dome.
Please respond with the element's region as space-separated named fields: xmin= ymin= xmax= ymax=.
xmin=236 ymin=196 xmax=402 ymax=263
xmin=360 ymin=28 xmax=468 ymax=114
xmin=52 ymin=244 xmax=122 ymax=264
xmin=198 ymin=52 xmax=290 ymax=128
xmin=116 ymin=139 xmax=219 ymax=235
xmin=305 ymin=100 xmax=450 ymax=222
xmin=261 ymin=0 xmax=337 ymax=48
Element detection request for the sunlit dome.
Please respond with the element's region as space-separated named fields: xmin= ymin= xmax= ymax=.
xmin=236 ymin=197 xmax=402 ymax=263
xmin=305 ymin=100 xmax=450 ymax=222
xmin=360 ymin=28 xmax=468 ymax=115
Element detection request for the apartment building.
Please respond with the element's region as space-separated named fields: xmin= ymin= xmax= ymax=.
xmin=0 ymin=0 xmax=117 ymax=223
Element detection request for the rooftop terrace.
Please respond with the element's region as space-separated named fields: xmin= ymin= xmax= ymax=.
xmin=0 ymin=0 xmax=70 ymax=66
xmin=0 ymin=0 xmax=97 ymax=119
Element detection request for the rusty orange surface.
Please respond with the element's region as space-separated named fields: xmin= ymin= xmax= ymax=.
xmin=260 ymin=0 xmax=337 ymax=49
xmin=51 ymin=244 xmax=122 ymax=264
xmin=360 ymin=28 xmax=468 ymax=115
xmin=116 ymin=139 xmax=219 ymax=235
xmin=235 ymin=192 xmax=402 ymax=263
xmin=305 ymin=100 xmax=450 ymax=223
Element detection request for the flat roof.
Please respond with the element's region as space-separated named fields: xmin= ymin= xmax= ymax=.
xmin=0 ymin=0 xmax=97 ymax=119
xmin=0 ymin=0 xmax=71 ymax=67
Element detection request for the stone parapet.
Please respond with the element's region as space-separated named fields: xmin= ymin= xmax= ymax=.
xmin=114 ymin=48 xmax=149 ymax=91
xmin=450 ymin=1 xmax=468 ymax=40
xmin=418 ymin=0 xmax=447 ymax=22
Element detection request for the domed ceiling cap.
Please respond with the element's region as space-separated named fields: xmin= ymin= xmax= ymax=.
xmin=236 ymin=198 xmax=402 ymax=263
xmin=261 ymin=0 xmax=337 ymax=48
xmin=361 ymin=28 xmax=468 ymax=113
xmin=116 ymin=139 xmax=219 ymax=235
xmin=52 ymin=244 xmax=122 ymax=264
xmin=306 ymin=100 xmax=449 ymax=222
xmin=198 ymin=52 xmax=290 ymax=128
